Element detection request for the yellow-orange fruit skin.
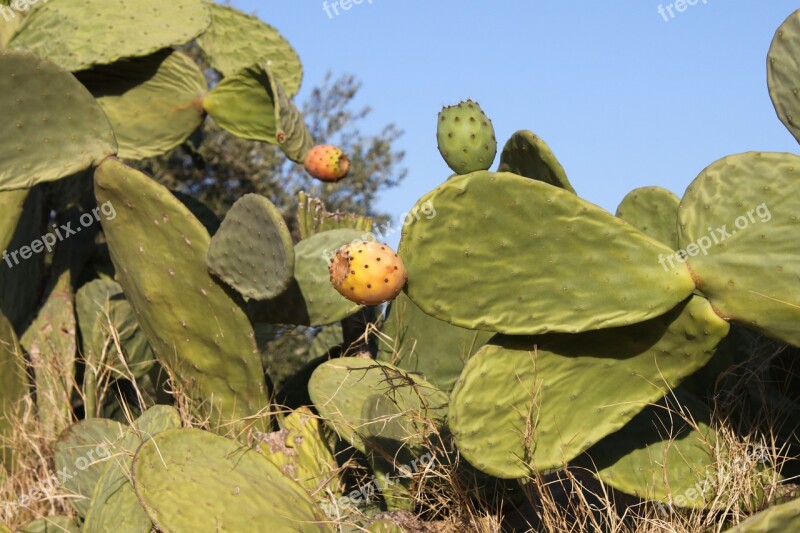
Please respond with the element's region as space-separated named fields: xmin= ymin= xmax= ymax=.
xmin=329 ymin=241 xmax=407 ymax=305
xmin=303 ymin=145 xmax=350 ymax=182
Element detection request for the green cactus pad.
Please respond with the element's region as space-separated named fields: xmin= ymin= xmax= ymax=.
xmin=197 ymin=2 xmax=302 ymax=96
xmin=21 ymin=269 xmax=76 ymax=441
xmin=207 ymin=193 xmax=295 ymax=301
xmin=436 ymin=100 xmax=497 ymax=174
xmin=0 ymin=50 xmax=117 ymax=190
xmin=377 ymin=291 xmax=492 ymax=392
xmin=132 ymin=428 xmax=332 ymax=532
xmin=399 ymin=171 xmax=696 ymax=335
xmin=248 ymin=228 xmax=364 ymax=326
xmin=579 ymin=390 xmax=717 ymax=508
xmin=448 ymin=296 xmax=729 ymax=479
xmin=76 ymin=279 xmax=156 ymax=380
xmin=94 ymin=159 xmax=269 ymax=429
xmin=677 ymin=152 xmax=800 ymax=346
xmin=203 ymin=62 xmax=313 ymax=161
xmin=0 ymin=310 xmax=27 ymax=471
xmin=53 ymin=418 xmax=125 ymax=516
xmin=83 ymin=406 xmax=181 ymax=533
xmin=308 ymin=357 xmax=448 ymax=454
xmin=768 ymin=9 xmax=800 ymax=143
xmin=258 ymin=406 xmax=341 ymax=498
xmin=9 ymin=0 xmax=210 ymax=71
xmin=18 ymin=517 xmax=80 ymax=533
xmin=0 ymin=11 xmax=22 ymax=49
xmin=497 ymin=130 xmax=576 ymax=193
xmin=0 ymin=187 xmax=43 ymax=330
xmin=616 ymin=186 xmax=680 ymax=249
xmin=727 ymin=497 xmax=800 ymax=532
xmin=76 ymin=50 xmax=207 ymax=160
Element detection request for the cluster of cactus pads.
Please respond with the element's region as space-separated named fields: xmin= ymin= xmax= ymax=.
xmin=0 ymin=0 xmax=798 ymax=531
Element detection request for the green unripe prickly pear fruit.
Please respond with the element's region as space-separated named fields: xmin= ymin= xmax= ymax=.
xmin=436 ymin=99 xmax=497 ymax=174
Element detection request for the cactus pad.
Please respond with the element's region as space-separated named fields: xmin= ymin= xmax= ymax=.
xmin=399 ymin=171 xmax=696 ymax=335
xmin=0 ymin=50 xmax=117 ymax=190
xmin=9 ymin=0 xmax=210 ymax=71
xmin=308 ymin=357 xmax=448 ymax=453
xmin=248 ymin=229 xmax=364 ymax=326
xmin=83 ymin=406 xmax=181 ymax=533
xmin=727 ymin=497 xmax=800 ymax=532
xmin=53 ymin=418 xmax=125 ymax=516
xmin=616 ymin=186 xmax=680 ymax=248
xmin=768 ymin=9 xmax=800 ymax=143
xmin=448 ymin=296 xmax=729 ymax=478
xmin=18 ymin=517 xmax=79 ymax=533
xmin=498 ymin=130 xmax=576 ymax=193
xmin=132 ymin=428 xmax=332 ymax=532
xmin=207 ymin=193 xmax=295 ymax=301
xmin=677 ymin=152 xmax=800 ymax=346
xmin=377 ymin=291 xmax=492 ymax=392
xmin=94 ymin=159 xmax=269 ymax=429
xmin=76 ymin=50 xmax=207 ymax=160
xmin=197 ymin=2 xmax=302 ymax=96
xmin=0 ymin=310 xmax=27 ymax=471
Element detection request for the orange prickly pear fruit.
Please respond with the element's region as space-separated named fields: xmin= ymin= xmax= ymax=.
xmin=304 ymin=145 xmax=350 ymax=182
xmin=329 ymin=241 xmax=407 ymax=305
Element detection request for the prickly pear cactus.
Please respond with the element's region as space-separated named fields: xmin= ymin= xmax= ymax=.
xmin=448 ymin=296 xmax=729 ymax=478
xmin=297 ymin=192 xmax=374 ymax=240
xmin=248 ymin=228 xmax=365 ymax=326
xmin=76 ymin=50 xmax=208 ymax=160
xmin=53 ymin=418 xmax=124 ymax=516
xmin=399 ymin=171 xmax=696 ymax=335
xmin=21 ymin=268 xmax=76 ymax=441
xmin=304 ymin=145 xmax=351 ymax=182
xmin=132 ymin=428 xmax=332 ymax=532
xmin=677 ymin=152 xmax=800 ymax=346
xmin=8 ymin=0 xmax=211 ymax=71
xmin=616 ymin=186 xmax=680 ymax=249
xmin=436 ymin=100 xmax=497 ymax=174
xmin=197 ymin=1 xmax=303 ymax=95
xmin=727 ymin=497 xmax=800 ymax=532
xmin=207 ymin=193 xmax=295 ymax=301
xmin=0 ymin=310 xmax=27 ymax=471
xmin=768 ymin=9 xmax=800 ymax=143
xmin=498 ymin=130 xmax=576 ymax=193
xmin=329 ymin=241 xmax=407 ymax=305
xmin=377 ymin=291 xmax=492 ymax=392
xmin=94 ymin=159 xmax=269 ymax=430
xmin=0 ymin=50 xmax=117 ymax=190
xmin=18 ymin=516 xmax=80 ymax=533
xmin=83 ymin=406 xmax=181 ymax=533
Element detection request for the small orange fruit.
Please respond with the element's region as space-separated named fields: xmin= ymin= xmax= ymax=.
xmin=304 ymin=145 xmax=350 ymax=182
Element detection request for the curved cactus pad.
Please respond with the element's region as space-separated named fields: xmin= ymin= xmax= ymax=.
xmin=768 ymin=9 xmax=800 ymax=143
xmin=0 ymin=50 xmax=116 ymax=190
xmin=9 ymin=0 xmax=210 ymax=71
xmin=76 ymin=50 xmax=207 ymax=160
xmin=308 ymin=357 xmax=448 ymax=454
xmin=198 ymin=2 xmax=302 ymax=96
xmin=94 ymin=159 xmax=268 ymax=428
xmin=377 ymin=291 xmax=492 ymax=392
xmin=498 ymin=130 xmax=576 ymax=193
xmin=83 ymin=406 xmax=181 ymax=533
xmin=54 ymin=418 xmax=125 ymax=516
xmin=399 ymin=171 xmax=696 ymax=335
xmin=449 ymin=296 xmax=728 ymax=479
xmin=132 ymin=428 xmax=331 ymax=532
xmin=579 ymin=390 xmax=717 ymax=508
xmin=248 ymin=229 xmax=364 ymax=326
xmin=18 ymin=517 xmax=79 ymax=533
xmin=207 ymin=193 xmax=295 ymax=301
xmin=616 ymin=186 xmax=680 ymax=249
xmin=727 ymin=497 xmax=800 ymax=532
xmin=678 ymin=152 xmax=800 ymax=346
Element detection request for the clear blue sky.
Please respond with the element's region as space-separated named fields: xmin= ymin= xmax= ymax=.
xmin=236 ymin=1 xmax=798 ymax=247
